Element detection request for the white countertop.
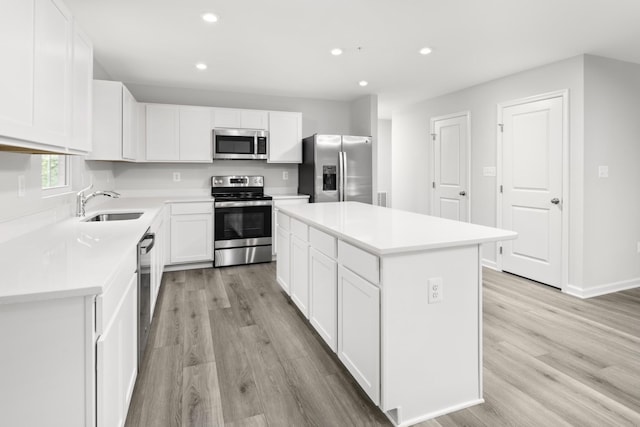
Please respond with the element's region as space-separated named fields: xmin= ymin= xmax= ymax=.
xmin=278 ymin=202 xmax=517 ymax=256
xmin=0 ymin=197 xmax=193 ymax=304
xmin=271 ymin=194 xmax=310 ymax=200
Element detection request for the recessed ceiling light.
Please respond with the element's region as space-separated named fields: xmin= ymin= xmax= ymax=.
xmin=419 ymin=47 xmax=433 ymax=55
xmin=359 ymin=80 xmax=368 ymax=87
xmin=331 ymin=48 xmax=343 ymax=56
xmin=202 ymin=13 xmax=218 ymax=23
xmin=195 ymin=63 xmax=208 ymax=70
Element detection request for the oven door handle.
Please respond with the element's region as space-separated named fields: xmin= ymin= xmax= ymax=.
xmin=214 ymin=200 xmax=273 ymax=208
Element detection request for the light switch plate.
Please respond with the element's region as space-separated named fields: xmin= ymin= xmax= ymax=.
xmin=283 ymin=171 xmax=289 ymax=180
xmin=483 ymin=166 xmax=496 ymax=177
xmin=18 ymin=175 xmax=26 ymax=197
xmin=598 ymin=166 xmax=609 ymax=178
xmin=173 ymin=172 xmax=181 ymax=182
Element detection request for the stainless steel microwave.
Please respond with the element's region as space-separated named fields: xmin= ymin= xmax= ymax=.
xmin=213 ymin=128 xmax=268 ymax=160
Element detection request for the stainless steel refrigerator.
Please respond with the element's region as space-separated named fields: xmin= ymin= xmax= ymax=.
xmin=298 ymin=134 xmax=372 ymax=204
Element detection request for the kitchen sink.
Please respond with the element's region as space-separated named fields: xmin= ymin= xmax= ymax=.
xmin=83 ymin=212 xmax=143 ymax=222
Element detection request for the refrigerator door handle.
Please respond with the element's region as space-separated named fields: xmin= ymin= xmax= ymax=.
xmin=342 ymin=151 xmax=348 ymax=202
xmin=338 ymin=151 xmax=344 ymax=201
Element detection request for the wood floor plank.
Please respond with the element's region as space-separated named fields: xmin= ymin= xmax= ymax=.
xmin=324 ymin=373 xmax=390 ymax=426
xmin=136 ymin=345 xmax=184 ymax=427
xmin=224 ymin=414 xmax=268 ymax=427
xmin=183 ymin=289 xmax=215 ymax=367
xmin=154 ymin=281 xmax=185 ymax=348
xmin=182 ymin=362 xmax=224 ymax=427
xmin=204 ymin=268 xmax=231 ymax=310
xmin=240 ymin=324 xmax=309 ymax=426
xmin=208 ymin=307 xmax=263 ymax=423
xmin=220 ymin=269 xmax=256 ymax=327
xmin=184 ymin=269 xmax=205 ymax=292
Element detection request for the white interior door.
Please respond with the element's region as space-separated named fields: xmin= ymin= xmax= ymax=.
xmin=500 ymin=95 xmax=564 ymax=288
xmin=431 ymin=113 xmax=470 ymax=222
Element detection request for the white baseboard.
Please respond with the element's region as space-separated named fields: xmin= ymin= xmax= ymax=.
xmin=482 ymin=259 xmax=499 ymax=271
xmin=565 ymin=277 xmax=640 ymax=298
xmin=164 ymin=262 xmax=213 ymax=272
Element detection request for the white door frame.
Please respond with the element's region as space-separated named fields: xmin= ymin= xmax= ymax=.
xmin=496 ymin=90 xmax=569 ymax=291
xmin=430 ymin=111 xmax=472 ymax=221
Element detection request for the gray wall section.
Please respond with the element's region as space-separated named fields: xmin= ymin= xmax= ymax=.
xmin=377 ymin=119 xmax=392 ymax=202
xmin=391 ymin=55 xmax=585 ymax=281
xmin=583 ymin=55 xmax=640 ymax=289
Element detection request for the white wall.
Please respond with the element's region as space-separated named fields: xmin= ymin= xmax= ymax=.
xmin=392 ymin=55 xmax=585 ymax=271
xmin=0 ymin=153 xmax=115 ymax=242
xmin=582 ymin=55 xmax=640 ymax=291
xmin=377 ymin=119 xmax=392 ymax=204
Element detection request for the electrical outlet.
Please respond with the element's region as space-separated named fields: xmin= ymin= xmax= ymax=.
xmin=637 ymin=241 xmax=640 ymax=254
xmin=427 ymin=278 xmax=443 ymax=304
xmin=483 ymin=166 xmax=496 ymax=177
xmin=18 ymin=175 xmax=26 ymax=197
xmin=173 ymin=172 xmax=181 ymax=182
xmin=282 ymin=171 xmax=289 ymax=180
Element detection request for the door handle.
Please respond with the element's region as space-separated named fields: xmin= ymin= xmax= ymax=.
xmin=551 ymin=198 xmax=560 ymax=205
xmin=459 ymin=191 xmax=467 ymax=196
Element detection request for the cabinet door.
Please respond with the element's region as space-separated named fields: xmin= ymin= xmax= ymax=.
xmin=90 ymin=80 xmax=123 ymax=160
xmin=122 ymin=86 xmax=137 ymax=160
xmin=179 ymin=106 xmax=212 ymax=161
xmin=291 ymin=235 xmax=309 ymax=317
xmin=146 ymin=104 xmax=179 ymax=160
xmin=33 ymin=0 xmax=72 ymax=147
xmin=0 ymin=0 xmax=35 ymax=140
xmin=268 ymin=111 xmax=302 ymax=163
xmin=69 ymin=24 xmax=92 ymax=152
xmin=309 ymin=247 xmax=337 ymax=351
xmin=96 ymin=272 xmax=138 ymax=427
xmin=276 ymin=226 xmax=290 ymax=294
xmin=212 ymin=108 xmax=241 ymax=128
xmin=241 ymin=110 xmax=268 ymax=130
xmin=337 ymin=265 xmax=380 ymax=404
xmin=170 ymin=214 xmax=213 ymax=263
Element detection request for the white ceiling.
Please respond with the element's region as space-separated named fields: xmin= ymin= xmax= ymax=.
xmin=65 ymin=0 xmax=640 ymax=119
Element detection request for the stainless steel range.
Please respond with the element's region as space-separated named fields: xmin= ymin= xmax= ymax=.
xmin=212 ymin=175 xmax=273 ymax=267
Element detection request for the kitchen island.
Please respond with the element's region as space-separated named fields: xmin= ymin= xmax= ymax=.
xmin=275 ymin=201 xmax=517 ymax=426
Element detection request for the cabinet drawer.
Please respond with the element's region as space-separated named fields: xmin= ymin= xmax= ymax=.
xmin=310 ymin=227 xmax=337 ymax=259
xmin=291 ymin=218 xmax=308 ymax=241
xmin=95 ymin=247 xmax=137 ymax=334
xmin=170 ymin=202 xmax=213 ymax=215
xmin=338 ymin=240 xmax=379 ymax=285
xmin=278 ymin=211 xmax=291 ymax=231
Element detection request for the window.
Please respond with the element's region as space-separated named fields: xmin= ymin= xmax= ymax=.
xmin=41 ymin=154 xmax=69 ymax=193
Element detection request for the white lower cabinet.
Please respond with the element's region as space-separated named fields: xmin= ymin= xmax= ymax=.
xmin=337 ymin=265 xmax=380 ymax=405
xmin=97 ymin=272 xmax=137 ymax=427
xmin=309 ymin=247 xmax=338 ymax=351
xmin=290 ymin=235 xmax=309 ymax=317
xmin=169 ymin=202 xmax=213 ymax=264
xmin=276 ymin=225 xmax=290 ymax=293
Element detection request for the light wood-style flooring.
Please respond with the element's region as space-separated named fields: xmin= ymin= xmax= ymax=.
xmin=125 ymin=263 xmax=640 ymax=427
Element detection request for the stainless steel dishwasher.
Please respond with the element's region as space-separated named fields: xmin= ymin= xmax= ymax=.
xmin=137 ymin=229 xmax=155 ymax=368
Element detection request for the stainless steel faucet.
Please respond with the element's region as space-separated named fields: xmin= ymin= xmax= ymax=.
xmin=76 ymin=184 xmax=121 ymax=217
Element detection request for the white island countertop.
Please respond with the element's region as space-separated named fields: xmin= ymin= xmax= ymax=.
xmin=278 ymin=201 xmax=517 ymax=256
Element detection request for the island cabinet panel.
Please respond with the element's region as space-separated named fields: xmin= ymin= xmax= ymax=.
xmin=276 ymin=225 xmax=291 ymax=293
xmin=309 ymin=247 xmax=338 ymax=351
xmin=338 ymin=265 xmax=380 ymax=405
xmin=338 ymin=240 xmax=379 ymax=285
xmin=380 ymin=245 xmax=481 ymax=422
xmin=290 ymin=234 xmax=310 ymax=317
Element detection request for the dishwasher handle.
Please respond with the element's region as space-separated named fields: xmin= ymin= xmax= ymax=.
xmin=139 ymin=233 xmax=155 ymax=254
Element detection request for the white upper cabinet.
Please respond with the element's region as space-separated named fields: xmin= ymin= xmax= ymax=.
xmin=0 ymin=0 xmax=92 ymax=154
xmin=146 ymin=104 xmax=212 ymax=162
xmin=212 ymin=108 xmax=268 ymax=130
xmin=69 ymin=24 xmax=93 ymax=152
xmin=179 ymin=106 xmax=212 ymax=161
xmin=146 ymin=104 xmax=180 ymax=161
xmin=268 ymin=111 xmax=302 ymax=163
xmin=89 ymin=80 xmax=137 ymax=161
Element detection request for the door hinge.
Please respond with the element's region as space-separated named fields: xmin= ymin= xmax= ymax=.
xmin=432 ymin=182 xmax=436 ymax=189
xmin=498 ymin=123 xmax=504 ymax=133
xmin=499 ymin=246 xmax=503 ymax=255
xmin=499 ymin=185 xmax=503 ymax=193
xmin=431 ymin=133 xmax=437 ymax=141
